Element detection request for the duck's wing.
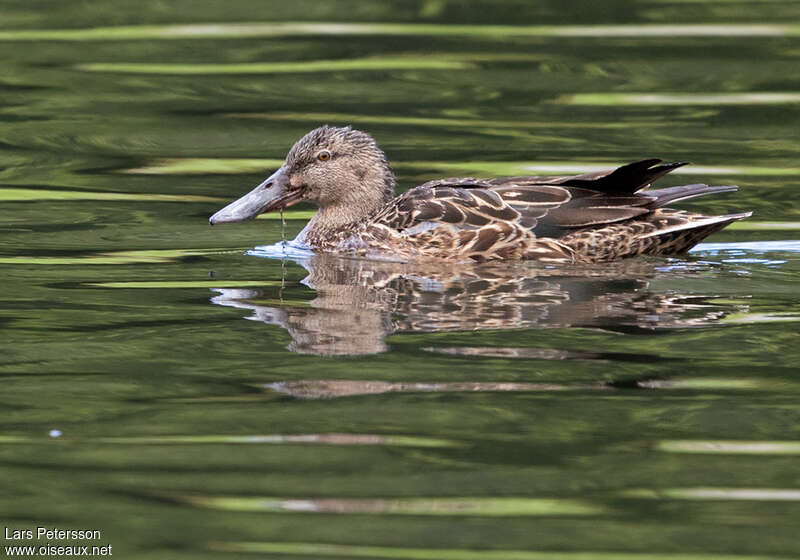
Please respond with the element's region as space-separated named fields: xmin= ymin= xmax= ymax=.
xmin=377 ymin=159 xmax=704 ymax=233
xmin=393 ymin=159 xmax=739 ymax=234
xmin=368 ymin=182 xmax=573 ymax=261
xmin=483 ymin=158 xmax=691 ymax=232
xmin=499 ymin=159 xmax=744 ymax=236
xmin=367 ymin=159 xmax=742 ymax=261
xmin=374 ymin=181 xmax=568 ymax=232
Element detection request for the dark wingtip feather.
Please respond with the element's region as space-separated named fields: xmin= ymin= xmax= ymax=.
xmin=650 ymin=161 xmax=689 ymax=172
xmin=634 ymin=158 xmax=664 ymax=168
xmin=639 ymin=161 xmax=689 ymax=186
xmin=562 ymin=158 xmax=690 ymax=194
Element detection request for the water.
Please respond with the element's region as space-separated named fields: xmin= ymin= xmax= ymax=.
xmin=2 ymin=2 xmax=800 ymax=558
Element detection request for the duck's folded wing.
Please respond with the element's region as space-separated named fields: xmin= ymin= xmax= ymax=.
xmin=374 ymin=158 xmax=737 ymax=239
xmin=364 ymin=159 xmax=742 ymax=261
xmin=369 ymin=183 xmax=574 ymax=261
xmin=388 ymin=159 xmax=732 ymax=234
xmin=375 ymin=176 xmax=656 ymax=235
xmin=374 ymin=182 xmax=570 ymax=232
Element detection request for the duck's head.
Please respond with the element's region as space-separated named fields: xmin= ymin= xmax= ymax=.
xmin=209 ymin=126 xmax=395 ymax=226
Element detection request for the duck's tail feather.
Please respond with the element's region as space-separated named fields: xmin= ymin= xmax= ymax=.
xmin=640 ymin=211 xmax=752 ymax=255
xmin=557 ymin=210 xmax=751 ymax=261
xmin=645 ymin=184 xmax=739 ymax=208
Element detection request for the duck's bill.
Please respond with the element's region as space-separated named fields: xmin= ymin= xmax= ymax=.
xmin=209 ymin=167 xmax=303 ymax=225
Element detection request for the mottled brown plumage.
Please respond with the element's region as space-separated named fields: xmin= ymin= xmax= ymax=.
xmin=209 ymin=126 xmax=751 ymax=263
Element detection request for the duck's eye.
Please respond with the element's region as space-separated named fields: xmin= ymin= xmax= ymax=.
xmin=317 ymin=150 xmax=331 ymax=162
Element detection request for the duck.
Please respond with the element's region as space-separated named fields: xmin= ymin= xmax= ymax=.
xmin=209 ymin=125 xmax=751 ymax=263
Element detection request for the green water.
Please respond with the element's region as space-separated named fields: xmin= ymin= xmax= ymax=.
xmin=2 ymin=2 xmax=800 ymax=558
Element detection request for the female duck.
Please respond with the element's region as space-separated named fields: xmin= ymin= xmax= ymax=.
xmin=209 ymin=126 xmax=750 ymax=263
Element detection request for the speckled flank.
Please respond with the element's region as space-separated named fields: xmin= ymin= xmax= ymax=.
xmin=560 ymin=210 xmax=748 ymax=262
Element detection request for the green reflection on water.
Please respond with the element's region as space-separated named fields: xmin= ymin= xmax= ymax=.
xmin=120 ymin=157 xmax=800 ymax=176
xmin=1 ymin=22 xmax=799 ymax=41
xmin=560 ymin=92 xmax=800 ymax=105
xmin=0 ymin=188 xmax=222 ymax=202
xmin=181 ymin=495 xmax=604 ymax=515
xmin=77 ymin=56 xmax=475 ymax=75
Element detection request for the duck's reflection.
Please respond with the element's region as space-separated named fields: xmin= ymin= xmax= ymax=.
xmin=211 ymin=254 xmax=741 ymax=356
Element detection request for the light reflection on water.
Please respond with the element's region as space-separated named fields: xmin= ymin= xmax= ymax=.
xmin=692 ymin=240 xmax=800 ymax=253
xmin=690 ymin=240 xmax=800 ymax=266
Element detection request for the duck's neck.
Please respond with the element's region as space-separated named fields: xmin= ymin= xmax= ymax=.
xmin=296 ymin=165 xmax=396 ymax=248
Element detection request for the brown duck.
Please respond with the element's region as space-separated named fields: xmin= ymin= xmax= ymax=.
xmin=209 ymin=126 xmax=751 ymax=263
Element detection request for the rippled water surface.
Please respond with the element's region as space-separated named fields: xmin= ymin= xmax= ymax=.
xmin=2 ymin=2 xmax=800 ymax=558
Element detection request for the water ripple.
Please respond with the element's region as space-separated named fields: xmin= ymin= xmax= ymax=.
xmin=692 ymin=240 xmax=800 ymax=254
xmin=179 ymin=494 xmax=603 ymax=516
xmin=658 ymin=440 xmax=800 ymax=455
xmin=0 ymin=22 xmax=796 ymax=41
